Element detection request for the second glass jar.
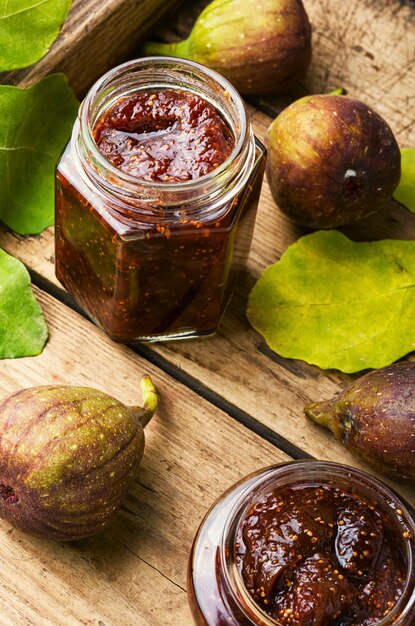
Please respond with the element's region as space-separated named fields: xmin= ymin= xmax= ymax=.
xmin=188 ymin=461 xmax=415 ymax=626
xmin=55 ymin=57 xmax=266 ymax=342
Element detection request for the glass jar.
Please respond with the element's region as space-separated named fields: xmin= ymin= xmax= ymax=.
xmin=188 ymin=461 xmax=415 ymax=626
xmin=55 ymin=57 xmax=266 ymax=342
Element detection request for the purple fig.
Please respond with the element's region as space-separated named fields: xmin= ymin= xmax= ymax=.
xmin=266 ymin=94 xmax=401 ymax=228
xmin=144 ymin=0 xmax=312 ymax=95
xmin=304 ymin=362 xmax=415 ymax=483
xmin=0 ymin=376 xmax=158 ymax=540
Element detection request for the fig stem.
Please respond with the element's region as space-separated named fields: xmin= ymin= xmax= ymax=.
xmin=144 ymin=40 xmax=182 ymax=57
xmin=304 ymin=400 xmax=339 ymax=437
xmin=137 ymin=375 xmax=159 ymax=428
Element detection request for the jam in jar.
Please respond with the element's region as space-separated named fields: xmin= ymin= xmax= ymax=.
xmin=188 ymin=461 xmax=415 ymax=626
xmin=55 ymin=57 xmax=266 ymax=342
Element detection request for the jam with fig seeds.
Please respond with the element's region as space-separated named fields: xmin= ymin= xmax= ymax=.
xmin=188 ymin=462 xmax=415 ymax=626
xmin=236 ymin=484 xmax=406 ymax=625
xmin=93 ymin=89 xmax=234 ymax=182
xmin=55 ymin=58 xmax=265 ymax=342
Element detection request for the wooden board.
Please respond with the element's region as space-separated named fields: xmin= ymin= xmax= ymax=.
xmin=0 ymin=287 xmax=288 ymax=625
xmin=1 ymin=0 xmax=185 ymax=94
xmin=1 ymin=0 xmax=415 ymax=623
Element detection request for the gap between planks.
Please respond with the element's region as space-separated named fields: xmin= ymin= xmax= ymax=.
xmin=28 ymin=268 xmax=311 ymax=462
xmin=0 ymin=284 xmax=291 ymax=625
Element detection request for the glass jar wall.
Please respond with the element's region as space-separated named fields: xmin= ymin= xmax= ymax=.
xmin=55 ymin=57 xmax=265 ymax=342
xmin=188 ymin=461 xmax=415 ymax=626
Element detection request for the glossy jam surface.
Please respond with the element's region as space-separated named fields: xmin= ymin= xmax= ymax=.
xmin=93 ymin=89 xmax=234 ymax=182
xmin=235 ymin=484 xmax=407 ymax=626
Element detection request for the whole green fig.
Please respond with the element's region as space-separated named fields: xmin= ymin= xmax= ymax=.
xmin=0 ymin=376 xmax=158 ymax=540
xmin=144 ymin=0 xmax=312 ymax=95
xmin=305 ymin=362 xmax=415 ymax=483
xmin=267 ymin=94 xmax=401 ymax=228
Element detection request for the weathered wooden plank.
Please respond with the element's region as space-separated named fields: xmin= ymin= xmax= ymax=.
xmin=0 ymin=286 xmax=288 ymax=625
xmin=2 ymin=0 xmax=184 ymax=94
xmin=0 ymin=1 xmax=414 ymax=621
xmin=295 ymin=0 xmax=415 ymax=147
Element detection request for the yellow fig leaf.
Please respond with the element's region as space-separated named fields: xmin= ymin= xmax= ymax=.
xmin=248 ymin=231 xmax=415 ymax=373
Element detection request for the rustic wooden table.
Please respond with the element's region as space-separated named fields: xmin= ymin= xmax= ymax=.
xmin=1 ymin=0 xmax=415 ymax=623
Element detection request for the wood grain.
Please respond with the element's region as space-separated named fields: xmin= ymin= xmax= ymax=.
xmin=1 ymin=0 xmax=184 ymax=95
xmin=0 ymin=286 xmax=288 ymax=625
xmin=1 ymin=1 xmax=415 ymax=621
xmin=297 ymin=0 xmax=415 ymax=147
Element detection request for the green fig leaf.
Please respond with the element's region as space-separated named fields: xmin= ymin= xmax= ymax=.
xmin=0 ymin=74 xmax=79 ymax=234
xmin=0 ymin=0 xmax=72 ymax=71
xmin=247 ymin=231 xmax=415 ymax=373
xmin=0 ymin=248 xmax=47 ymax=358
xmin=393 ymin=148 xmax=415 ymax=213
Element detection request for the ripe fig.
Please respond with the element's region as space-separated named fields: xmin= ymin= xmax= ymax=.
xmin=144 ymin=0 xmax=312 ymax=95
xmin=304 ymin=362 xmax=415 ymax=483
xmin=266 ymin=95 xmax=401 ymax=228
xmin=0 ymin=375 xmax=158 ymax=540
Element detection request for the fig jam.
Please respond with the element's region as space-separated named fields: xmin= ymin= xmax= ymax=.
xmin=93 ymin=89 xmax=234 ymax=182
xmin=55 ymin=58 xmax=265 ymax=342
xmin=188 ymin=462 xmax=415 ymax=626
xmin=236 ymin=484 xmax=407 ymax=625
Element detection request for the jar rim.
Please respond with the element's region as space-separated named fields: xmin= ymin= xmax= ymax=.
xmin=219 ymin=460 xmax=415 ymax=626
xmin=75 ymin=56 xmax=254 ymax=208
